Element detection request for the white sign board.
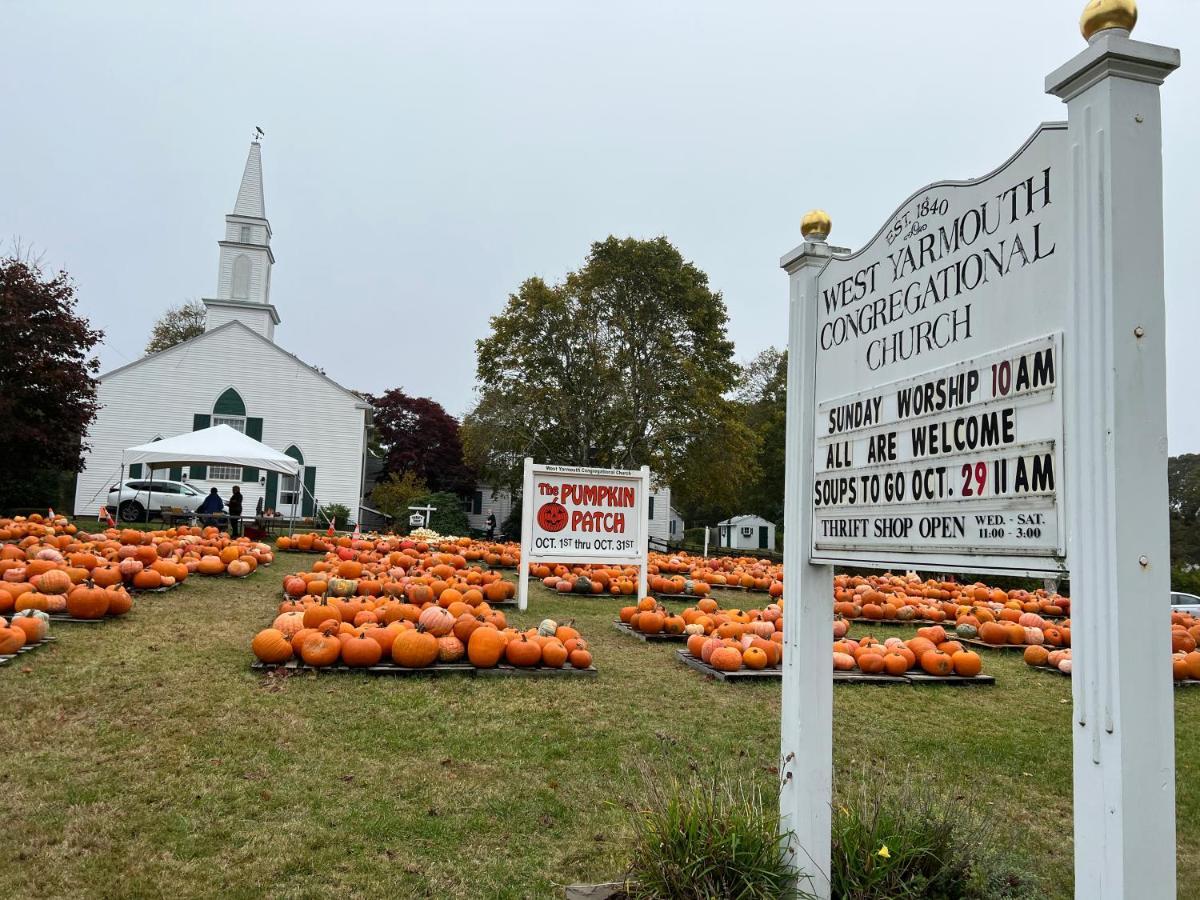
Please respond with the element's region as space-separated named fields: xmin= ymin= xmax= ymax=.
xmin=516 ymin=460 xmax=650 ymax=609
xmin=810 ymin=124 xmax=1069 ymax=575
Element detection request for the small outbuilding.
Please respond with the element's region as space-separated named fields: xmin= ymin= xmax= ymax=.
xmin=717 ymin=514 xmax=776 ymax=552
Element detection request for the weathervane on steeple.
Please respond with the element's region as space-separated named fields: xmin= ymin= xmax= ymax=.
xmin=252 ymin=126 xmax=265 ymax=144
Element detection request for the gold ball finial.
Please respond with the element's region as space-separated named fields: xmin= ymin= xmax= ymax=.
xmin=1080 ymin=0 xmax=1137 ymax=42
xmin=801 ymin=209 xmax=832 ymax=242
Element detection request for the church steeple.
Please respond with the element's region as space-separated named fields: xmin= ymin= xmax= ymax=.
xmin=203 ymin=138 xmax=281 ymax=341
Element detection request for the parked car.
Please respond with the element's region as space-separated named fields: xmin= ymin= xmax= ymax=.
xmin=106 ymin=479 xmax=206 ymax=522
xmin=1171 ymin=592 xmax=1200 ymax=617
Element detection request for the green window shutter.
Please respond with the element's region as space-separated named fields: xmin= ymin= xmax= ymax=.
xmin=129 ymin=463 xmax=143 ymax=478
xmin=302 ymin=467 xmax=316 ymax=516
xmin=191 ymin=414 xmax=210 ymax=479
xmin=213 ymin=388 xmax=246 ymax=416
xmin=265 ymin=471 xmax=278 ymax=511
xmin=169 ymin=466 xmax=183 ymax=481
xmin=242 ymin=417 xmax=263 ymax=482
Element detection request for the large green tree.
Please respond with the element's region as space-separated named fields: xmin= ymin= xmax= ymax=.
xmin=725 ymin=347 xmax=788 ymax=525
xmin=463 ymin=236 xmax=755 ymax=511
xmin=145 ymin=300 xmax=206 ymax=354
xmin=1170 ymin=453 xmax=1200 ymax=566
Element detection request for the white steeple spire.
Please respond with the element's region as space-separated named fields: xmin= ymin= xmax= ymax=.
xmin=203 ymin=139 xmax=280 ymax=341
xmin=233 ymin=141 xmax=266 ymax=218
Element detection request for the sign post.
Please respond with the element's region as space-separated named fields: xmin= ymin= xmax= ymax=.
xmin=779 ymin=220 xmax=835 ymax=898
xmin=1046 ymin=8 xmax=1179 ymax=897
xmin=517 ymin=459 xmax=650 ymax=611
xmin=778 ymin=6 xmax=1179 ymax=897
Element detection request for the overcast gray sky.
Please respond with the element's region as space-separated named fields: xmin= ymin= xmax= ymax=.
xmin=3 ymin=1 xmax=1197 ymax=450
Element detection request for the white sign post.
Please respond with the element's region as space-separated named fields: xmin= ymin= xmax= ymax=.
xmin=1047 ymin=15 xmax=1179 ymax=899
xmin=779 ymin=6 xmax=1178 ymax=898
xmin=517 ymin=459 xmax=651 ymax=611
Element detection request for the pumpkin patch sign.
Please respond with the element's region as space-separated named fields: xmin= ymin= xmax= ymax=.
xmin=517 ymin=460 xmax=650 ymax=609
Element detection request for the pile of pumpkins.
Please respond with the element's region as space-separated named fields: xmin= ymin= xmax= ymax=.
xmin=0 ymin=609 xmax=52 ymax=652
xmin=0 ymin=513 xmax=78 ymax=543
xmin=620 ymin=596 xmax=783 ymax=640
xmin=1 ymin=525 xmax=272 ymax=592
xmin=280 ymin=548 xmax=517 ymax=606
xmin=0 ymin=565 xmax=132 ymax=619
xmin=537 ymin=566 xmax=642 ymax=596
xmin=253 ymin=596 xmax=592 ymax=671
xmin=833 ymin=573 xmax=1070 ymax=624
xmin=1023 ymin=613 xmax=1200 ymax=679
xmin=276 ymin=532 xmax=521 ymax=568
xmin=831 ymin=627 xmax=984 ymax=677
xmin=958 ymin=611 xmax=1071 ymax=648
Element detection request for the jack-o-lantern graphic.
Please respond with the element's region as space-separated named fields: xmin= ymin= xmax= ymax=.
xmin=537 ymin=501 xmax=569 ymax=533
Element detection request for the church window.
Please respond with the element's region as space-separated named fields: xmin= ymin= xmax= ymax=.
xmin=210 ymin=389 xmax=247 ymax=480
xmin=280 ymin=446 xmax=305 ymax=507
xmin=232 ymin=254 xmax=251 ymax=299
xmin=240 ymin=225 xmax=251 ymax=243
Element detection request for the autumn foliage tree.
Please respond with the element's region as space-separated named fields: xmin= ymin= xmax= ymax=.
xmin=368 ymin=389 xmax=475 ymax=495
xmin=145 ymin=300 xmax=206 ymax=354
xmin=0 ymin=256 xmax=103 ymax=510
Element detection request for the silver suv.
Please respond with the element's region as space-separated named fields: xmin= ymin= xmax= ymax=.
xmin=106 ymin=479 xmax=206 ymax=522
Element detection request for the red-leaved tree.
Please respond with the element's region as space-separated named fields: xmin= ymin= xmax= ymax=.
xmin=0 ymin=256 xmax=103 ymax=510
xmin=368 ymin=389 xmax=475 ymax=495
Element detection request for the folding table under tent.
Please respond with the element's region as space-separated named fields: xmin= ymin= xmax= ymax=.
xmin=118 ymin=425 xmax=307 ymax=532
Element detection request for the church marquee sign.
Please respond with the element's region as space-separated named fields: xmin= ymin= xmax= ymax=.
xmin=809 ymin=124 xmax=1068 ymax=575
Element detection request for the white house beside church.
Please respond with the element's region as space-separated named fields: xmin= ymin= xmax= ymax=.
xmin=73 ymin=141 xmax=371 ymax=520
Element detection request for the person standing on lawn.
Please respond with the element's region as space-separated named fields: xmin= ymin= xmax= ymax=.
xmin=227 ymin=485 xmax=243 ymax=537
xmin=486 ymin=509 xmax=497 ymax=541
xmin=197 ymin=487 xmax=224 ymax=526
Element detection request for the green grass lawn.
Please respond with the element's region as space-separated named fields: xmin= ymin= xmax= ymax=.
xmin=1 ymin=552 xmax=1196 ymax=898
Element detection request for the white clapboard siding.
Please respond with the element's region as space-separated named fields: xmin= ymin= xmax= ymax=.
xmin=646 ymin=483 xmax=673 ymax=548
xmin=465 ymin=485 xmax=515 ymax=534
xmin=73 ymin=321 xmax=369 ymax=518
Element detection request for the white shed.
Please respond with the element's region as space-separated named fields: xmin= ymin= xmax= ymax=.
xmin=718 ymin=514 xmax=776 ymax=552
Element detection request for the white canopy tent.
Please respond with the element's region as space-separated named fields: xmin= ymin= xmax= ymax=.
xmin=117 ymin=425 xmax=309 ymax=530
xmin=123 ymin=425 xmax=300 ymax=475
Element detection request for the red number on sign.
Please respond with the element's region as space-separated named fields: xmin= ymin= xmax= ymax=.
xmin=991 ymin=360 xmax=1012 ymax=397
xmin=961 ymin=462 xmax=988 ymax=498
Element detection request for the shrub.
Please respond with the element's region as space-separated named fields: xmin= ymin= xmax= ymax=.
xmin=407 ymin=491 xmax=469 ymax=537
xmin=625 ymin=767 xmax=811 ymax=900
xmin=370 ymin=471 xmax=429 ymax=523
xmin=830 ymin=767 xmax=1040 ymax=899
xmin=319 ymin=503 xmax=352 ymax=529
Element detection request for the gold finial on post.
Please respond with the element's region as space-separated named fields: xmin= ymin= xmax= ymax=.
xmin=800 ymin=209 xmax=832 ymax=243
xmin=1080 ymin=0 xmax=1137 ymax=42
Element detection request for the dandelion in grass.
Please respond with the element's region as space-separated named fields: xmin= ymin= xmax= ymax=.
xmin=876 ymin=845 xmax=891 ymax=860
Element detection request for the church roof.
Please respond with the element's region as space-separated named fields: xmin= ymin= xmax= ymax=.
xmin=233 ymin=142 xmax=266 ymax=218
xmin=100 ymin=320 xmax=371 ymax=410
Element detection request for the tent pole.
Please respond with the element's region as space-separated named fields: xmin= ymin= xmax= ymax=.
xmin=117 ymin=451 xmax=125 ymax=528
xmin=147 ymin=465 xmax=154 ymax=524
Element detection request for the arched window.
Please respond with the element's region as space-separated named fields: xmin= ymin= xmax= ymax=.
xmin=280 ymin=445 xmax=305 ymax=507
xmin=232 ymin=254 xmax=251 ymax=299
xmin=209 ymin=389 xmax=248 ymax=480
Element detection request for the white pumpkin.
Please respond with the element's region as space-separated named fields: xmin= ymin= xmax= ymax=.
xmin=537 ymin=618 xmax=559 ymax=637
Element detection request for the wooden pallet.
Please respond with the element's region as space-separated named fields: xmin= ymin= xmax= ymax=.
xmin=612 ymin=621 xmax=686 ymax=643
xmin=959 ymin=638 xmax=1048 ymax=653
xmin=0 ymin=636 xmax=58 ymax=667
xmin=674 ymin=650 xmax=992 ymax=685
xmin=251 ymin=659 xmax=596 ymax=678
xmin=903 ymin=671 xmax=996 ymax=686
xmin=1029 ymin=663 xmax=1199 ymax=688
xmin=36 ymin=613 xmax=112 ymax=624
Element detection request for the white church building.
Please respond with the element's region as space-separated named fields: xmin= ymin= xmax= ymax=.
xmin=73 ymin=141 xmax=371 ymax=521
